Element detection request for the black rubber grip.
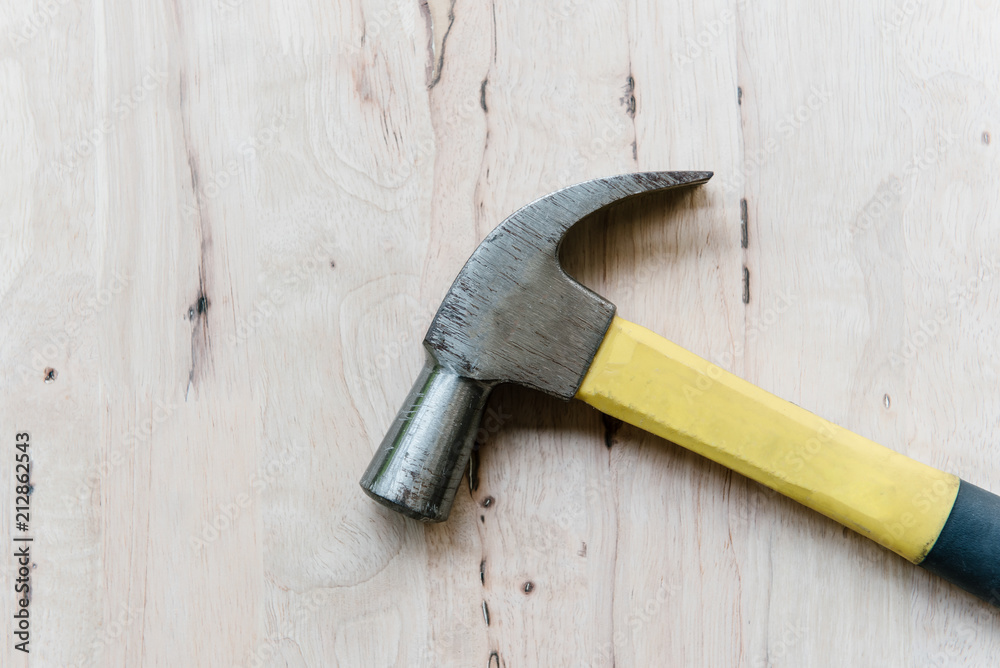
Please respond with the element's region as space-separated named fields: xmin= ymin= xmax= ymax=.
xmin=920 ymin=480 xmax=1000 ymax=607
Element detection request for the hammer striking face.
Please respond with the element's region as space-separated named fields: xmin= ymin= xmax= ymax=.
xmin=360 ymin=171 xmax=1000 ymax=609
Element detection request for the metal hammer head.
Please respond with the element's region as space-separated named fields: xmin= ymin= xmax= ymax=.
xmin=360 ymin=171 xmax=712 ymax=521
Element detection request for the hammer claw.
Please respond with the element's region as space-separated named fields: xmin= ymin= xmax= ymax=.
xmin=502 ymin=171 xmax=713 ymax=247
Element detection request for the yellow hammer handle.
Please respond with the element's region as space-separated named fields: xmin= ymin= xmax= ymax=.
xmin=576 ymin=316 xmax=959 ymax=563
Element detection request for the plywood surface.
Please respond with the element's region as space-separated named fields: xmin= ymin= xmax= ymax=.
xmin=1 ymin=0 xmax=999 ymax=665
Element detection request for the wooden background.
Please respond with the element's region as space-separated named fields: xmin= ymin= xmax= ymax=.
xmin=2 ymin=0 xmax=999 ymax=665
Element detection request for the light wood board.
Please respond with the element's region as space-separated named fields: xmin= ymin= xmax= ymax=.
xmin=1 ymin=0 xmax=999 ymax=665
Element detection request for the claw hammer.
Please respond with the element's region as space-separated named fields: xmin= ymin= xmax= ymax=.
xmin=360 ymin=172 xmax=1000 ymax=607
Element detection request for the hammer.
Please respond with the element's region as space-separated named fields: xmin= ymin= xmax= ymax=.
xmin=360 ymin=172 xmax=1000 ymax=607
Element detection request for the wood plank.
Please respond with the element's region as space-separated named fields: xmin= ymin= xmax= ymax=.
xmin=1 ymin=0 xmax=998 ymax=666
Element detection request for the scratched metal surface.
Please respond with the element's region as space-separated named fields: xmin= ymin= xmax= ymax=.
xmin=1 ymin=0 xmax=999 ymax=666
xmin=426 ymin=172 xmax=710 ymax=397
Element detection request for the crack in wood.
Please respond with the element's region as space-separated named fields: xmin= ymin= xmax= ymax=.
xmin=740 ymin=198 xmax=748 ymax=249
xmin=423 ymin=0 xmax=457 ymax=88
xmin=621 ymin=75 xmax=636 ymax=119
xmin=179 ymin=68 xmax=212 ymax=400
xmin=468 ymin=448 xmax=480 ymax=492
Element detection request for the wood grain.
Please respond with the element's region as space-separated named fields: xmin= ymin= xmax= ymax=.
xmin=1 ymin=0 xmax=998 ymax=665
